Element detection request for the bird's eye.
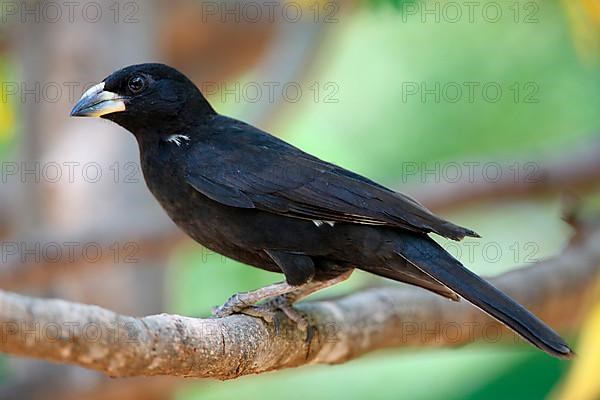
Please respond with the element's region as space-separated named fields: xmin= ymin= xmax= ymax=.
xmin=128 ymin=75 xmax=146 ymax=93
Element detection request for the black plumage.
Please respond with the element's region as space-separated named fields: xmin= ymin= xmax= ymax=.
xmin=71 ymin=63 xmax=573 ymax=359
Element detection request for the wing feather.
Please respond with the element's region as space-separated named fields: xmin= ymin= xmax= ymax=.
xmin=185 ymin=118 xmax=479 ymax=240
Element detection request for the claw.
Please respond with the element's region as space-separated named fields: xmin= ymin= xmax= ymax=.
xmin=238 ymin=306 xmax=276 ymax=323
xmin=212 ymin=292 xmax=308 ymax=332
xmin=211 ymin=293 xmax=251 ymax=318
xmin=262 ymin=295 xmax=309 ymax=331
xmin=279 ymin=304 xmax=308 ymax=331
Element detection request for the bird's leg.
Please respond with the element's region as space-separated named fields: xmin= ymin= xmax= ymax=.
xmin=280 ymin=269 xmax=354 ymax=303
xmin=212 ymin=281 xmax=297 ymax=318
xmin=256 ymin=270 xmax=354 ymax=329
xmin=213 ymin=270 xmax=353 ymax=328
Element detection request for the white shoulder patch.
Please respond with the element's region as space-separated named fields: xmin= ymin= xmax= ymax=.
xmin=166 ymin=134 xmax=190 ymax=146
xmin=313 ymin=220 xmax=335 ymax=227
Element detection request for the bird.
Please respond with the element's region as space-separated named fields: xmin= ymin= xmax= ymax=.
xmin=71 ymin=63 xmax=573 ymax=359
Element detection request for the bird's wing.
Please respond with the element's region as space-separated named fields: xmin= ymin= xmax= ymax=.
xmin=185 ymin=120 xmax=478 ymax=240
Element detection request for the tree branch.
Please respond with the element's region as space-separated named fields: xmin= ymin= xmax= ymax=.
xmin=0 ymin=227 xmax=184 ymax=290
xmin=0 ymin=221 xmax=598 ymax=380
xmin=403 ymin=136 xmax=600 ymax=211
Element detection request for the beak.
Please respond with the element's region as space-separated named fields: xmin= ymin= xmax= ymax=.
xmin=70 ymin=82 xmax=127 ymax=117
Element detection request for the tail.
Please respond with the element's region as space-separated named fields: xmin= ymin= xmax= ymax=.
xmin=392 ymin=232 xmax=574 ymax=359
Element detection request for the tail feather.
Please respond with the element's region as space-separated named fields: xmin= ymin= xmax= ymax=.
xmin=392 ymin=232 xmax=573 ymax=359
xmin=362 ymin=260 xmax=460 ymax=301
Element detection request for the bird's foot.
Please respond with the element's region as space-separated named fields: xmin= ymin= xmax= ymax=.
xmin=235 ymin=305 xmax=278 ymax=324
xmin=212 ymin=281 xmax=295 ymax=318
xmin=211 ymin=292 xmax=254 ymax=318
xmin=261 ymin=294 xmax=308 ymax=331
xmin=212 ymin=293 xmax=308 ymax=330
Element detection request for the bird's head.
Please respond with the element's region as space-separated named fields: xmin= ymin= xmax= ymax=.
xmin=71 ymin=63 xmax=214 ymax=134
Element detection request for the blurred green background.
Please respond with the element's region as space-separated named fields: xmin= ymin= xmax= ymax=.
xmin=1 ymin=0 xmax=599 ymax=399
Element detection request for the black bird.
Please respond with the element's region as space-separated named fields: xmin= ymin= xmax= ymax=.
xmin=71 ymin=63 xmax=573 ymax=359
